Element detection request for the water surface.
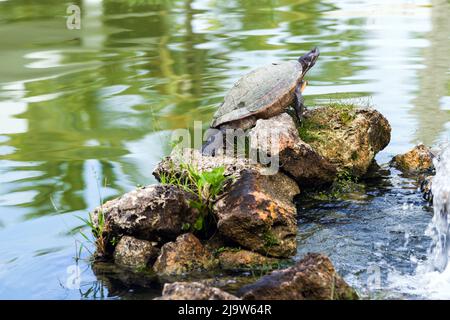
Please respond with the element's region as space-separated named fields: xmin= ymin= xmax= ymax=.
xmin=0 ymin=0 xmax=449 ymax=299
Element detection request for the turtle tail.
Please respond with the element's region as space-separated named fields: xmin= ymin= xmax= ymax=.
xmin=298 ymin=47 xmax=320 ymax=75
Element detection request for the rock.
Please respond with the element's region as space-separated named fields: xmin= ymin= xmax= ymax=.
xmin=218 ymin=249 xmax=280 ymax=271
xmin=392 ymin=144 xmax=434 ymax=173
xmin=420 ymin=175 xmax=433 ymax=202
xmin=300 ymin=106 xmax=391 ymax=177
xmin=238 ymin=253 xmax=358 ymax=300
xmin=155 ymin=282 xmax=239 ymax=300
xmin=154 ymin=148 xmax=300 ymax=258
xmin=153 ymin=147 xmax=256 ymax=181
xmin=214 ymin=168 xmax=299 ymax=258
xmin=248 ymin=113 xmax=337 ymax=187
xmin=113 ymin=236 xmax=159 ymax=269
xmin=153 ymin=233 xmax=217 ymax=275
xmin=92 ymin=185 xmax=199 ymax=243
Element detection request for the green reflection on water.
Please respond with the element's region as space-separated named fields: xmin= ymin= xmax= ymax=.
xmin=0 ymin=0 xmax=449 ymax=299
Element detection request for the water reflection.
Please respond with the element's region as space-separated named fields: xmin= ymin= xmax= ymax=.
xmin=411 ymin=0 xmax=450 ymax=146
xmin=0 ymin=0 xmax=448 ymax=299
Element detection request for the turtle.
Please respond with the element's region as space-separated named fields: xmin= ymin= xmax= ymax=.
xmin=202 ymin=47 xmax=320 ymax=155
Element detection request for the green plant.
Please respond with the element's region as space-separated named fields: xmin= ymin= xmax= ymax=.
xmin=160 ymin=162 xmax=231 ymax=235
xmin=263 ymin=231 xmax=280 ymax=249
xmin=77 ymin=209 xmax=109 ymax=259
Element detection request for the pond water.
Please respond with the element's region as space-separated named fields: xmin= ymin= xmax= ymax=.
xmin=0 ymin=0 xmax=449 ymax=299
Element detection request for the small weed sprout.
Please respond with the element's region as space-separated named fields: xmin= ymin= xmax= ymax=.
xmin=159 ymin=163 xmax=231 ymax=235
xmin=76 ymin=209 xmax=109 ymax=259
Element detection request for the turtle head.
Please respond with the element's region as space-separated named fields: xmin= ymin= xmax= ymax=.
xmin=298 ymin=47 xmax=320 ymax=75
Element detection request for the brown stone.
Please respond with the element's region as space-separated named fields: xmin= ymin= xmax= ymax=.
xmin=248 ymin=113 xmax=337 ymax=187
xmin=392 ymin=144 xmax=434 ymax=173
xmin=238 ymin=253 xmax=359 ymax=300
xmin=153 ymin=148 xmax=300 ymax=258
xmin=113 ymin=236 xmax=159 ymax=269
xmin=153 ymin=233 xmax=217 ymax=275
xmin=218 ymin=249 xmax=280 ymax=271
xmin=214 ymin=169 xmax=299 ymax=258
xmin=155 ymin=282 xmax=239 ymax=300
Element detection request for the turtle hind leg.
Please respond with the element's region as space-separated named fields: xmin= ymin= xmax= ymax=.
xmin=293 ymin=84 xmax=305 ymax=126
xmin=201 ymin=128 xmax=225 ymax=156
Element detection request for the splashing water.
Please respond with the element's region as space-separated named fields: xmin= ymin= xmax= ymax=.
xmin=389 ymin=146 xmax=450 ymax=299
xmin=425 ymin=147 xmax=450 ymax=272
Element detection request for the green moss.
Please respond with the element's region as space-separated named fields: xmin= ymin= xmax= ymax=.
xmin=307 ymin=170 xmax=365 ymax=201
xmin=298 ymin=119 xmax=326 ymax=143
xmin=263 ymin=230 xmax=280 ymax=248
xmin=298 ymin=101 xmax=359 ymax=144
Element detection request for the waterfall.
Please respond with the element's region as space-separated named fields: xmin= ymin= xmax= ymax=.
xmin=425 ymin=146 xmax=450 ymax=272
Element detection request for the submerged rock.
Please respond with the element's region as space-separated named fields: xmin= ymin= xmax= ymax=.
xmin=238 ymin=253 xmax=358 ymax=300
xmin=153 ymin=233 xmax=217 ymax=275
xmin=92 ymin=185 xmax=199 ymax=243
xmin=218 ymin=249 xmax=280 ymax=271
xmin=300 ymin=106 xmax=391 ymax=177
xmin=113 ymin=236 xmax=159 ymax=269
xmin=248 ymin=113 xmax=337 ymax=187
xmin=214 ymin=169 xmax=299 ymax=258
xmin=155 ymin=282 xmax=239 ymax=300
xmin=420 ymin=175 xmax=433 ymax=203
xmin=392 ymin=144 xmax=434 ymax=173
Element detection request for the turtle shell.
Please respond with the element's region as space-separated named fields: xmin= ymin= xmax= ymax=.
xmin=211 ymin=60 xmax=303 ymax=129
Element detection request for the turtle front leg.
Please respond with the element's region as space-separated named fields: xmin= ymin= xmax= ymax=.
xmin=293 ymin=83 xmax=305 ymax=125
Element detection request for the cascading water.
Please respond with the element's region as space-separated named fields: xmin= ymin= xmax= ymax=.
xmin=389 ymin=145 xmax=450 ymax=298
xmin=425 ymin=146 xmax=450 ymax=272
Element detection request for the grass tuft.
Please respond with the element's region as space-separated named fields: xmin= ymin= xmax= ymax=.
xmin=159 ymin=162 xmax=231 ymax=236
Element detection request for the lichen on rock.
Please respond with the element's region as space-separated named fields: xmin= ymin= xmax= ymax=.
xmin=217 ymin=249 xmax=281 ymax=271
xmin=238 ymin=253 xmax=359 ymax=300
xmin=91 ymin=184 xmax=200 ymax=245
xmin=155 ymin=281 xmax=239 ymax=300
xmin=298 ymin=105 xmax=391 ymax=178
xmin=113 ymin=236 xmax=159 ymax=269
xmin=153 ymin=233 xmax=218 ymax=276
xmin=392 ymin=144 xmax=435 ymax=173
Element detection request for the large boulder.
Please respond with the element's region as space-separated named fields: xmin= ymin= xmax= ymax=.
xmin=392 ymin=144 xmax=434 ymax=173
xmin=154 ymin=148 xmax=300 ymax=258
xmin=153 ymin=233 xmax=217 ymax=275
xmin=218 ymin=249 xmax=280 ymax=271
xmin=299 ymin=106 xmax=391 ymax=177
xmin=214 ymin=169 xmax=299 ymax=258
xmin=113 ymin=236 xmax=159 ymax=269
xmin=238 ymin=253 xmax=358 ymax=300
xmin=155 ymin=282 xmax=239 ymax=300
xmin=92 ymin=185 xmax=199 ymax=243
xmin=248 ymin=113 xmax=337 ymax=187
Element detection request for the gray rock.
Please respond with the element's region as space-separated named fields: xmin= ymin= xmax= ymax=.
xmin=113 ymin=236 xmax=159 ymax=269
xmin=92 ymin=185 xmax=199 ymax=243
